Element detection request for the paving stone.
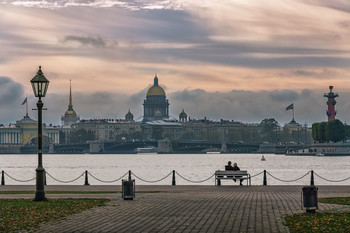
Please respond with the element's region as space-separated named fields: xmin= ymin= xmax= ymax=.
xmin=1 ymin=185 xmax=350 ymax=232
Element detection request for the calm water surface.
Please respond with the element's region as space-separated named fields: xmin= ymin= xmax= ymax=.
xmin=1 ymin=153 xmax=350 ymax=185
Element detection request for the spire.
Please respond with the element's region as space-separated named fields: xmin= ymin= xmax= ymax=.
xmin=68 ymin=79 xmax=73 ymax=110
xmin=154 ymin=73 xmax=158 ymax=86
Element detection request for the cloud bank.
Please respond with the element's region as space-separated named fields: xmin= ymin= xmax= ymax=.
xmin=1 ymin=0 xmax=349 ymax=125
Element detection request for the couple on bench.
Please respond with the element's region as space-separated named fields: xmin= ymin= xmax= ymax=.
xmin=225 ymin=161 xmax=243 ymax=186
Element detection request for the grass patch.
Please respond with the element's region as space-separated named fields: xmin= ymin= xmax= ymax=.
xmin=0 ymin=198 xmax=109 ymax=232
xmin=0 ymin=191 xmax=119 ymax=194
xmin=319 ymin=197 xmax=350 ymax=206
xmin=285 ymin=197 xmax=350 ymax=233
xmin=0 ymin=190 xmax=163 ymax=194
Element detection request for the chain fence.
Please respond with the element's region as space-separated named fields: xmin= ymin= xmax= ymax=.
xmin=266 ymin=171 xmax=310 ymax=183
xmin=46 ymin=172 xmax=84 ymax=184
xmin=250 ymin=171 xmax=264 ymax=178
xmin=88 ymin=171 xmax=129 ymax=183
xmin=314 ymin=172 xmax=350 ymax=183
xmin=4 ymin=171 xmax=36 ymax=183
xmin=2 ymin=169 xmax=350 ymax=185
xmin=175 ymin=171 xmax=215 ymax=183
xmin=131 ymin=171 xmax=173 ymax=183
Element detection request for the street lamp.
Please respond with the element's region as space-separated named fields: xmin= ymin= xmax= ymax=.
xmin=30 ymin=66 xmax=49 ymax=201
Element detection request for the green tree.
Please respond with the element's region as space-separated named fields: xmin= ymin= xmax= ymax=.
xmin=325 ymin=119 xmax=345 ymax=142
xmin=345 ymin=125 xmax=350 ymax=140
xmin=319 ymin=122 xmax=327 ymax=142
xmin=260 ymin=118 xmax=279 ymax=143
xmin=312 ymin=123 xmax=319 ymax=142
xmin=69 ymin=129 xmax=95 ymax=143
xmin=280 ymin=127 xmax=292 ymax=143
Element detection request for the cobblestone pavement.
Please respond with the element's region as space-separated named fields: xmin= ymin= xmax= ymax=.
xmin=1 ymin=185 xmax=350 ymax=232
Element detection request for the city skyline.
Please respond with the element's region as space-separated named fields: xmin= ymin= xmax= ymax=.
xmin=0 ymin=0 xmax=349 ymax=125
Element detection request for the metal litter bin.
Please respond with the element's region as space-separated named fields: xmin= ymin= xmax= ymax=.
xmin=122 ymin=179 xmax=135 ymax=200
xmin=302 ymin=185 xmax=318 ymax=213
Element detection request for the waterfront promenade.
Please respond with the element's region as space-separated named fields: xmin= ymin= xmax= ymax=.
xmin=1 ymin=185 xmax=350 ymax=232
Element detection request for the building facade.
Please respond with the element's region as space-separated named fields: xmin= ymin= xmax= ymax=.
xmin=0 ymin=115 xmax=60 ymax=152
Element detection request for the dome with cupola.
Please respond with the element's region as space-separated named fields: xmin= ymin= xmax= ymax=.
xmin=143 ymin=74 xmax=169 ymax=122
xmin=146 ymin=74 xmax=166 ymax=96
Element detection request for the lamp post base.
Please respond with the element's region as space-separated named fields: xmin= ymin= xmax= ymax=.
xmin=34 ymin=166 xmax=46 ymax=201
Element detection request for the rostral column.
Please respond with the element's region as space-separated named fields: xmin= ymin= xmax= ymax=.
xmin=323 ymin=86 xmax=338 ymax=121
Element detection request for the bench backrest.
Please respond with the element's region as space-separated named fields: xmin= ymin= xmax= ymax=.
xmin=215 ymin=170 xmax=248 ymax=175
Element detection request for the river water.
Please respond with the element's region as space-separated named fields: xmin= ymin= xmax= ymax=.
xmin=1 ymin=153 xmax=350 ymax=185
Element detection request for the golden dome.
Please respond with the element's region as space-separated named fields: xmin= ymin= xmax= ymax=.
xmin=147 ymin=86 xmax=165 ymax=96
xmin=146 ymin=74 xmax=166 ymax=96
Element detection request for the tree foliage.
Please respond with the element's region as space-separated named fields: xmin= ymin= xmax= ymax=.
xmin=325 ymin=119 xmax=345 ymax=142
xmin=260 ymin=118 xmax=279 ymax=143
xmin=312 ymin=120 xmax=346 ymax=143
xmin=69 ymin=129 xmax=95 ymax=143
xmin=345 ymin=125 xmax=350 ymax=140
xmin=312 ymin=123 xmax=319 ymax=142
xmin=319 ymin=122 xmax=327 ymax=142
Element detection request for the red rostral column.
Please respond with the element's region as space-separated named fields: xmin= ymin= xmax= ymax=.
xmin=324 ymin=86 xmax=338 ymax=121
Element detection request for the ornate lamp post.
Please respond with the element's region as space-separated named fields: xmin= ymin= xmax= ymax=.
xmin=30 ymin=66 xmax=49 ymax=201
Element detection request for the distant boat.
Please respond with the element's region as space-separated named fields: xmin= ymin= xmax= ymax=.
xmin=206 ymin=151 xmax=221 ymax=154
xmin=136 ymin=147 xmax=158 ymax=154
xmin=261 ymin=155 xmax=266 ymax=161
xmin=316 ymin=152 xmax=325 ymax=156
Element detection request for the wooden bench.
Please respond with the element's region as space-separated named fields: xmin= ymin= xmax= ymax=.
xmin=215 ymin=170 xmax=251 ymax=186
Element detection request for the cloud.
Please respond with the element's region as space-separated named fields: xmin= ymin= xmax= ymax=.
xmin=0 ymin=77 xmax=26 ymax=123
xmin=59 ymin=35 xmax=120 ymax=49
xmin=2 ymin=85 xmax=350 ymax=128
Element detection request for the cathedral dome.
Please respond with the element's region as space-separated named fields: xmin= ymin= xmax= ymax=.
xmin=146 ymin=74 xmax=166 ymax=96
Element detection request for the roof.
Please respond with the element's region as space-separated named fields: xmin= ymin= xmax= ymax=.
xmin=146 ymin=74 xmax=166 ymax=96
xmin=144 ymin=120 xmax=182 ymax=126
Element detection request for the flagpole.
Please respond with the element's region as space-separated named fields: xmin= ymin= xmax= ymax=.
xmin=25 ymin=95 xmax=28 ymax=117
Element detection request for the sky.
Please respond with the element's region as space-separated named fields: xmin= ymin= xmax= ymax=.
xmin=0 ymin=0 xmax=349 ymax=126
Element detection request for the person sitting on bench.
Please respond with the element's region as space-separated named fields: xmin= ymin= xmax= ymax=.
xmin=225 ymin=161 xmax=234 ymax=179
xmin=225 ymin=161 xmax=234 ymax=171
xmin=233 ymin=163 xmax=243 ymax=186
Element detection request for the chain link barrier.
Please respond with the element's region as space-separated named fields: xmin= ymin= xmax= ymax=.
xmin=250 ymin=171 xmax=264 ymax=178
xmin=131 ymin=171 xmax=173 ymax=183
xmin=88 ymin=171 xmax=128 ymax=183
xmin=46 ymin=172 xmax=84 ymax=184
xmin=4 ymin=172 xmax=36 ymax=182
xmin=314 ymin=172 xmax=350 ymax=183
xmin=267 ymin=171 xmax=310 ymax=183
xmin=5 ymin=169 xmax=350 ymax=185
xmin=175 ymin=171 xmax=215 ymax=183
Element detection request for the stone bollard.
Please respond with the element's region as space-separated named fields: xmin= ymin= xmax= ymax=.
xmin=1 ymin=170 xmax=4 ymax=185
xmin=263 ymin=170 xmax=267 ymax=186
xmin=84 ymin=170 xmax=90 ymax=185
xmin=172 ymin=170 xmax=176 ymax=185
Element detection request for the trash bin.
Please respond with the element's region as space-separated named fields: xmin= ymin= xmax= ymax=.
xmin=122 ymin=179 xmax=135 ymax=200
xmin=302 ymin=185 xmax=318 ymax=213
